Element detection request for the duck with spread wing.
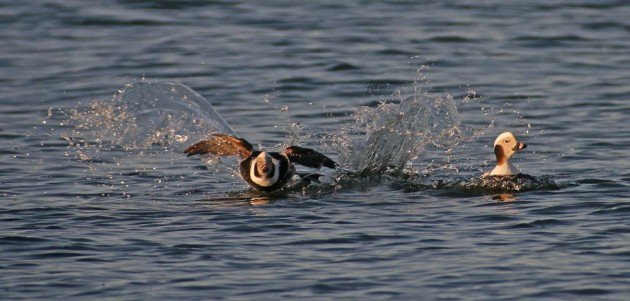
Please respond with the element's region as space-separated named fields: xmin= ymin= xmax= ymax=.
xmin=184 ymin=134 xmax=336 ymax=191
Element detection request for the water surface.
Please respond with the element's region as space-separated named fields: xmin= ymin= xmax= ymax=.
xmin=1 ymin=1 xmax=629 ymax=300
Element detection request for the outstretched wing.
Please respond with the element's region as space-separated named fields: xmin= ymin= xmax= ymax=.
xmin=183 ymin=134 xmax=254 ymax=159
xmin=284 ymin=146 xmax=336 ymax=169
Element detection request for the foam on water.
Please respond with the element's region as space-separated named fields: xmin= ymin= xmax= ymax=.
xmin=390 ymin=173 xmax=571 ymax=195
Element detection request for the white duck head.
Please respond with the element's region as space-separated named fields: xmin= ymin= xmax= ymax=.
xmin=250 ymin=151 xmax=280 ymax=186
xmin=484 ymin=132 xmax=527 ymax=177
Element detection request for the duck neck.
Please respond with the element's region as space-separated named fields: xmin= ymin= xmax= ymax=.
xmin=490 ymin=160 xmax=519 ymax=176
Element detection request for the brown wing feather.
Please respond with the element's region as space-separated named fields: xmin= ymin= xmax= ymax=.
xmin=183 ymin=134 xmax=253 ymax=159
xmin=284 ymin=146 xmax=336 ymax=169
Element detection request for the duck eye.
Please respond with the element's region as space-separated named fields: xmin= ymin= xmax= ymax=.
xmin=504 ymin=139 xmax=510 ymax=144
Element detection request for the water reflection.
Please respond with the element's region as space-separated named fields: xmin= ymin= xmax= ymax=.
xmin=248 ymin=197 xmax=270 ymax=206
xmin=493 ymin=193 xmax=516 ymax=202
xmin=197 ymin=194 xmax=273 ymax=207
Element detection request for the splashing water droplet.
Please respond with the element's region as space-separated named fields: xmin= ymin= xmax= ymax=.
xmin=333 ymin=85 xmax=465 ymax=175
xmin=70 ymin=80 xmax=235 ymax=149
xmin=60 ymin=80 xmax=242 ymax=178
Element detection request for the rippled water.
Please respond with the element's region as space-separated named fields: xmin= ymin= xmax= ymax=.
xmin=2 ymin=1 xmax=629 ymax=299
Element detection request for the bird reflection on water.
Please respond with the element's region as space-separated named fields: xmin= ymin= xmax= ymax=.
xmin=493 ymin=193 xmax=516 ymax=202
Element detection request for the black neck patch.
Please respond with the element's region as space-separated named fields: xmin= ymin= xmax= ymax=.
xmin=494 ymin=145 xmax=506 ymax=166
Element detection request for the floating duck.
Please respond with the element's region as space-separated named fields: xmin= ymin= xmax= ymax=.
xmin=184 ymin=134 xmax=336 ymax=191
xmin=482 ymin=131 xmax=527 ymax=178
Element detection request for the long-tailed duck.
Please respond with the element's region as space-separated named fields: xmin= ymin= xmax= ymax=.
xmin=482 ymin=131 xmax=527 ymax=178
xmin=184 ymin=134 xmax=336 ymax=191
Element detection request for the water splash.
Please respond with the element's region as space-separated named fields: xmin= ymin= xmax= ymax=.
xmin=334 ymin=77 xmax=467 ymax=175
xmin=54 ymin=76 xmax=566 ymax=196
xmin=70 ymin=80 xmax=236 ymax=150
xmin=283 ymin=122 xmax=305 ymax=147
xmin=58 ymin=79 xmax=246 ymax=184
xmin=319 ymin=64 xmax=572 ymax=194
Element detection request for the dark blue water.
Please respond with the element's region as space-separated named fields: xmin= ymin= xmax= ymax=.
xmin=2 ymin=1 xmax=629 ymax=300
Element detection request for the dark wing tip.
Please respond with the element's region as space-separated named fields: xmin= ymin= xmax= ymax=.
xmin=284 ymin=145 xmax=337 ymax=169
xmin=322 ymin=158 xmax=336 ymax=169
